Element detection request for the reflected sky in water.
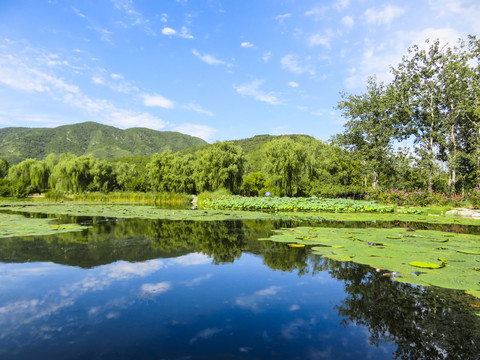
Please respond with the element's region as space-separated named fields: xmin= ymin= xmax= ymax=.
xmin=0 ymin=252 xmax=394 ymax=360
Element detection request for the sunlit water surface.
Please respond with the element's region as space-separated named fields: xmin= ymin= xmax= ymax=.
xmin=0 ymin=216 xmax=479 ymax=360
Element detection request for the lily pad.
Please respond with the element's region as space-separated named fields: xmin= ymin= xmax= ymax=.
xmin=261 ymin=226 xmax=480 ymax=299
xmin=409 ymin=261 xmax=443 ymax=269
xmin=0 ymin=213 xmax=88 ymax=238
xmin=456 ymin=250 xmax=480 ymax=255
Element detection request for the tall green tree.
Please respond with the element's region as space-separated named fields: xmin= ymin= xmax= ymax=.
xmin=194 ymin=142 xmax=245 ymax=193
xmin=50 ymin=154 xmax=94 ymax=193
xmin=90 ymin=160 xmax=117 ymax=192
xmin=8 ymin=159 xmax=50 ymax=194
xmin=263 ymin=138 xmax=307 ymax=196
xmin=336 ymin=77 xmax=395 ymax=188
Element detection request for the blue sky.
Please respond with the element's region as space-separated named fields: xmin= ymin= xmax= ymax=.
xmin=0 ymin=0 xmax=478 ymax=142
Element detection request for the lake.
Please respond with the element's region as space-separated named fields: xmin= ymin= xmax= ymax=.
xmin=0 ymin=213 xmax=479 ymax=359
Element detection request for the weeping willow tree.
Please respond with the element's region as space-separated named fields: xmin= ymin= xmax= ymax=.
xmin=49 ymin=154 xmax=94 ymax=193
xmin=194 ymin=142 xmax=246 ymax=194
xmin=263 ymin=138 xmax=307 ymax=196
xmin=8 ymin=158 xmax=51 ymax=194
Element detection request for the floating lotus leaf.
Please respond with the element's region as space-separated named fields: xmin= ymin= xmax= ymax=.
xmin=456 ymin=250 xmax=480 ymax=255
xmin=261 ymin=226 xmax=480 ymax=299
xmin=409 ymin=261 xmax=443 ymax=269
xmin=0 ymin=213 xmax=88 ymax=238
xmin=5 ymin=200 xmax=480 ymax=226
xmin=466 ymin=290 xmax=480 ymax=298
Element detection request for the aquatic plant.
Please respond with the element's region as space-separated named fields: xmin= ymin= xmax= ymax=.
xmin=261 ymin=226 xmax=480 ymax=299
xmin=199 ymin=195 xmax=394 ymax=213
xmin=0 ymin=213 xmax=88 ymax=238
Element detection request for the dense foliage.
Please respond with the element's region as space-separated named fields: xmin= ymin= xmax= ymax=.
xmin=199 ymin=195 xmax=394 ymax=213
xmin=0 ymin=135 xmax=366 ymax=199
xmin=336 ymin=35 xmax=480 ymax=193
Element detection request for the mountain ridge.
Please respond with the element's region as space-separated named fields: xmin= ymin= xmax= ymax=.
xmin=0 ymin=121 xmax=208 ymax=164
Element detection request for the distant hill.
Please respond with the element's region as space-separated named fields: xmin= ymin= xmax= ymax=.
xmin=0 ymin=122 xmax=207 ymax=164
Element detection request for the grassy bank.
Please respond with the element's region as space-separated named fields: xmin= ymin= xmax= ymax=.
xmin=42 ymin=191 xmax=192 ymax=205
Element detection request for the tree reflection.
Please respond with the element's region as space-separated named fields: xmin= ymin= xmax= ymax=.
xmin=320 ymin=258 xmax=480 ymax=360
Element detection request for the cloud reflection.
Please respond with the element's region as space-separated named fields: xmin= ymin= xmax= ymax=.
xmin=235 ymin=286 xmax=283 ymax=313
xmin=171 ymin=253 xmax=212 ymax=266
xmin=141 ymin=281 xmax=172 ymax=296
xmin=189 ymin=327 xmax=223 ymax=344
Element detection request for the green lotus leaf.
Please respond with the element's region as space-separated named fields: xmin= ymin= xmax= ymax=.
xmin=262 ymin=225 xmax=480 ymax=299
xmin=466 ymin=290 xmax=480 ymax=298
xmin=409 ymin=261 xmax=443 ymax=269
xmin=456 ymin=250 xmax=480 ymax=255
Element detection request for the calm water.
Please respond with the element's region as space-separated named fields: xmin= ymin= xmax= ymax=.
xmin=0 ymin=215 xmax=479 ymax=360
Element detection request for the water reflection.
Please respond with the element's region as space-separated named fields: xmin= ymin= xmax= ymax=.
xmin=0 ymin=216 xmax=478 ymax=359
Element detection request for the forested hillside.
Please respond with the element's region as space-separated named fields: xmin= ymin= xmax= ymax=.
xmin=0 ymin=122 xmax=207 ymax=164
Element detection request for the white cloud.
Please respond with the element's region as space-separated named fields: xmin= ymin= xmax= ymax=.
xmin=262 ymin=51 xmax=272 ymax=62
xmin=171 ymin=123 xmax=216 ymax=142
xmin=288 ymin=81 xmax=299 ymax=88
xmin=309 ymin=31 xmax=333 ymax=47
xmin=162 ymin=27 xmax=177 ymax=35
xmin=111 ymin=0 xmax=151 ymax=31
xmin=365 ymin=5 xmax=405 ymax=25
xmin=162 ymin=26 xmax=193 ymax=39
xmin=344 ymin=27 xmax=462 ymax=89
xmin=240 ymin=41 xmax=254 ymax=48
xmin=192 ymin=49 xmax=226 ymax=66
xmin=341 ymin=15 xmax=354 ymax=28
xmin=305 ymin=8 xmax=325 ymax=17
xmin=186 ymin=103 xmax=214 ymax=116
xmin=334 ymin=0 xmax=349 ymax=11
xmin=110 ymin=73 xmax=124 ymax=80
xmin=289 ymin=304 xmax=300 ymax=312
xmin=92 ymin=76 xmax=105 ymax=85
xmin=141 ymin=93 xmax=174 ymax=109
xmin=179 ymin=26 xmax=194 ymax=39
xmin=90 ymin=26 xmax=114 ymax=43
xmin=281 ymin=54 xmax=315 ymax=76
xmin=234 ymin=79 xmax=282 ymax=105
xmin=72 ymin=7 xmax=86 ymax=18
xmin=108 ymin=109 xmax=167 ymax=130
xmin=92 ymin=72 xmax=138 ymax=94
xmin=275 ymin=13 xmax=291 ymax=23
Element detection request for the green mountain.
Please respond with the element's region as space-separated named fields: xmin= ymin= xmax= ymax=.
xmin=0 ymin=122 xmax=207 ymax=164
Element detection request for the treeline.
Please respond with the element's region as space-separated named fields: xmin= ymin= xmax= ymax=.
xmin=336 ymin=35 xmax=480 ymax=193
xmin=0 ymin=138 xmax=367 ymax=198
